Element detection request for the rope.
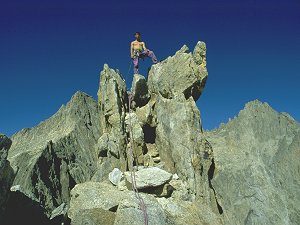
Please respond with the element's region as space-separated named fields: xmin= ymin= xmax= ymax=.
xmin=127 ymin=91 xmax=149 ymax=225
xmin=125 ymin=59 xmax=133 ymax=83
xmin=101 ymin=61 xmax=148 ymax=224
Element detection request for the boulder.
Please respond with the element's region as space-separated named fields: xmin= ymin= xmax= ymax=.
xmin=114 ymin=195 xmax=167 ymax=225
xmin=68 ymin=181 xmax=167 ymax=225
xmin=124 ymin=166 xmax=172 ymax=189
xmin=108 ymin=168 xmax=123 ymax=186
xmin=157 ymin=197 xmax=223 ymax=225
xmin=68 ymin=182 xmax=122 ymax=221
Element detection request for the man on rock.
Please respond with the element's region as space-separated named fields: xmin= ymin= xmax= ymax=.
xmin=130 ymin=32 xmax=158 ymax=74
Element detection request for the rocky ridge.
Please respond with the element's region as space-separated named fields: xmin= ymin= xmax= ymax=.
xmin=0 ymin=40 xmax=299 ymax=225
xmin=205 ymin=100 xmax=300 ymax=225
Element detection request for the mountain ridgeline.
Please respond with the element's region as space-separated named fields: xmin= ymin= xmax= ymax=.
xmin=0 ymin=41 xmax=299 ymax=225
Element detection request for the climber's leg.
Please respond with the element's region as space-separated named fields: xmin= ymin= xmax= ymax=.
xmin=142 ymin=49 xmax=158 ymax=63
xmin=133 ymin=57 xmax=139 ymax=74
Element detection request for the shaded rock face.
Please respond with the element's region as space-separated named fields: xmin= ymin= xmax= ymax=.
xmin=206 ymin=100 xmax=300 ymax=225
xmin=0 ymin=134 xmax=14 ymax=220
xmin=0 ymin=134 xmax=12 ymax=151
xmin=131 ymin=74 xmax=150 ymax=107
xmin=2 ymin=186 xmax=53 ymax=225
xmin=5 ymin=91 xmax=101 ymax=222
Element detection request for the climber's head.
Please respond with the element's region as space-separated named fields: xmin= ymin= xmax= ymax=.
xmin=135 ymin=32 xmax=141 ymax=41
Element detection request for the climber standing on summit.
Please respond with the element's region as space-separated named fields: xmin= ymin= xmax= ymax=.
xmin=131 ymin=32 xmax=158 ymax=74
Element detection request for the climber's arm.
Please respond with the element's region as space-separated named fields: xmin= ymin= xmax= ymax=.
xmin=130 ymin=42 xmax=134 ymax=58
xmin=142 ymin=42 xmax=148 ymax=51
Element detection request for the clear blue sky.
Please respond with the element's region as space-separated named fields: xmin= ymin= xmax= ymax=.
xmin=1 ymin=0 xmax=299 ymax=136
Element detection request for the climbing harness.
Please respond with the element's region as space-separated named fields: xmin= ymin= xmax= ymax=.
xmin=127 ymin=91 xmax=149 ymax=225
xmin=133 ymin=49 xmax=142 ymax=57
xmin=133 ymin=48 xmax=145 ymax=61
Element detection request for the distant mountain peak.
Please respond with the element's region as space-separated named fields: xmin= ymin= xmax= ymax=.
xmin=69 ymin=91 xmax=94 ymax=105
xmin=241 ymin=99 xmax=275 ymax=113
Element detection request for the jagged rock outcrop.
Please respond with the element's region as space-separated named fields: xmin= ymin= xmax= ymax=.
xmin=206 ymin=100 xmax=300 ymax=225
xmin=5 ymin=91 xmax=100 ymax=223
xmin=65 ymin=40 xmax=219 ymax=224
xmin=2 ymin=39 xmax=299 ymax=225
xmin=0 ymin=134 xmax=14 ymax=220
xmin=95 ymin=64 xmax=128 ymax=177
xmin=154 ymin=95 xmax=215 ymax=200
xmin=148 ymin=41 xmax=207 ymax=100
xmin=141 ymin=41 xmax=215 ymax=206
